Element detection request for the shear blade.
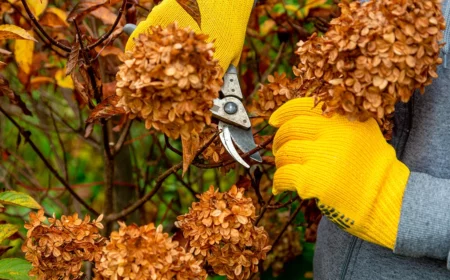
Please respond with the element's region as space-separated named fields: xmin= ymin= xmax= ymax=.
xmin=228 ymin=125 xmax=262 ymax=163
xmin=219 ymin=124 xmax=250 ymax=168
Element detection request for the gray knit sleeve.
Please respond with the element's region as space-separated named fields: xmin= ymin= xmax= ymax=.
xmin=394 ymin=171 xmax=450 ymax=269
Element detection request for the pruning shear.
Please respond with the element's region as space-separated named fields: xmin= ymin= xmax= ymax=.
xmin=123 ymin=2 xmax=261 ymax=167
xmin=209 ymin=65 xmax=262 ymax=168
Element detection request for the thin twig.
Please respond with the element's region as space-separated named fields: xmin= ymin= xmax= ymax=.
xmin=173 ymin=172 xmax=198 ymax=197
xmin=6 ymin=1 xmax=67 ymax=57
xmin=266 ymin=195 xmax=299 ymax=209
xmin=194 ymin=132 xmax=220 ymax=159
xmin=20 ymin=0 xmax=71 ymax=52
xmin=253 ymin=123 xmax=270 ymax=136
xmin=250 ymin=42 xmax=286 ymax=98
xmin=49 ymin=109 xmax=69 ymax=182
xmin=0 ymin=106 xmax=99 ymax=215
xmin=104 ymin=162 xmax=183 ymax=222
xmin=247 ymin=167 xmax=264 ymax=205
xmin=157 ymin=135 xmax=198 ymax=195
xmin=75 ymin=21 xmax=115 ymax=230
xmin=114 ymin=120 xmax=133 ymax=153
xmin=269 ymin=205 xmax=302 ymax=251
xmin=87 ymin=0 xmax=127 ymax=50
xmin=48 ymin=105 xmax=101 ymax=148
xmin=255 ymin=194 xmax=274 ymax=226
xmin=159 ymin=198 xmax=174 ymax=224
xmin=156 ymin=192 xmax=182 ymax=216
xmin=135 ymin=3 xmax=150 ymax=12
xmin=164 ymin=135 xmax=182 ymax=156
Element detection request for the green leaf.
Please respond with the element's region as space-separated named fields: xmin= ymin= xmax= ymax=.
xmin=0 ymin=258 xmax=33 ymax=280
xmin=0 ymin=224 xmax=19 ymax=243
xmin=0 ymin=191 xmax=41 ymax=209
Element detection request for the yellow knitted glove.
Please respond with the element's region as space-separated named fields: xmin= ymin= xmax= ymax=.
xmin=125 ymin=0 xmax=254 ymax=71
xmin=269 ymin=97 xmax=411 ymax=249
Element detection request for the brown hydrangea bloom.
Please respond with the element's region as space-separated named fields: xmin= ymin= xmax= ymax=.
xmin=176 ymin=186 xmax=271 ymax=280
xmin=197 ymin=124 xmax=236 ymax=174
xmin=198 ymin=124 xmax=226 ymax=164
xmin=253 ymin=73 xmax=313 ymax=118
xmin=295 ymin=0 xmax=445 ymax=137
xmin=116 ymin=22 xmax=223 ymax=140
xmin=22 ymin=209 xmax=105 ymax=280
xmin=94 ymin=222 xmax=206 ymax=280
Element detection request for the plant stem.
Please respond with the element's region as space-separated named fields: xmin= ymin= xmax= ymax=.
xmin=0 ymin=106 xmax=99 ymax=215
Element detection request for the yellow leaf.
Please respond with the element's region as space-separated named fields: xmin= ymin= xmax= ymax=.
xmin=285 ymin=4 xmax=300 ymax=13
xmin=55 ymin=69 xmax=74 ymax=89
xmin=0 ymin=24 xmax=37 ymax=41
xmin=26 ymin=0 xmax=48 ymax=17
xmin=300 ymin=0 xmax=330 ymax=19
xmin=40 ymin=7 xmax=69 ymax=27
xmin=0 ymin=224 xmax=18 ymax=244
xmin=285 ymin=0 xmax=329 ymax=19
xmin=14 ymin=31 xmax=34 ymax=74
xmin=260 ymin=19 xmax=276 ymax=36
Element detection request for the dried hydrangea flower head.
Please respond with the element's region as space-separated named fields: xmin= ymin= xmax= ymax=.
xmin=254 ymin=73 xmax=306 ymax=118
xmin=22 ymin=210 xmax=105 ymax=280
xmin=116 ymin=22 xmax=224 ymax=140
xmin=197 ymin=124 xmax=237 ymax=173
xmin=94 ymin=222 xmax=206 ymax=280
xmin=176 ymin=186 xmax=272 ymax=280
xmin=295 ymin=0 xmax=445 ymax=137
xmin=197 ymin=124 xmax=223 ymax=163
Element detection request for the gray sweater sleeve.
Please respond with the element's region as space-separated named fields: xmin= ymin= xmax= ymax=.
xmin=394 ymin=171 xmax=450 ymax=269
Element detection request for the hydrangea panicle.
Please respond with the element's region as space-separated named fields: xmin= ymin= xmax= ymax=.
xmin=94 ymin=222 xmax=207 ymax=280
xmin=176 ymin=186 xmax=271 ymax=280
xmin=115 ymin=22 xmax=223 ymax=140
xmin=22 ymin=210 xmax=105 ymax=280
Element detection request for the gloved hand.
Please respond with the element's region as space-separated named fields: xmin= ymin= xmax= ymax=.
xmin=125 ymin=0 xmax=255 ymax=71
xmin=269 ymin=97 xmax=410 ymax=249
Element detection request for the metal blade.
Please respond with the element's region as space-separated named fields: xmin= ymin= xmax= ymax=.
xmin=219 ymin=122 xmax=250 ymax=168
xmin=228 ymin=125 xmax=262 ymax=162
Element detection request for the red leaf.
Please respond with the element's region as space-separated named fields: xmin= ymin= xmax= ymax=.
xmin=176 ymin=0 xmax=201 ymax=28
xmin=90 ymin=6 xmax=120 ymax=25
xmin=86 ymin=95 xmax=125 ymax=123
xmin=67 ymin=0 xmax=107 ymax=22
xmin=95 ymin=46 xmax=123 ymax=57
